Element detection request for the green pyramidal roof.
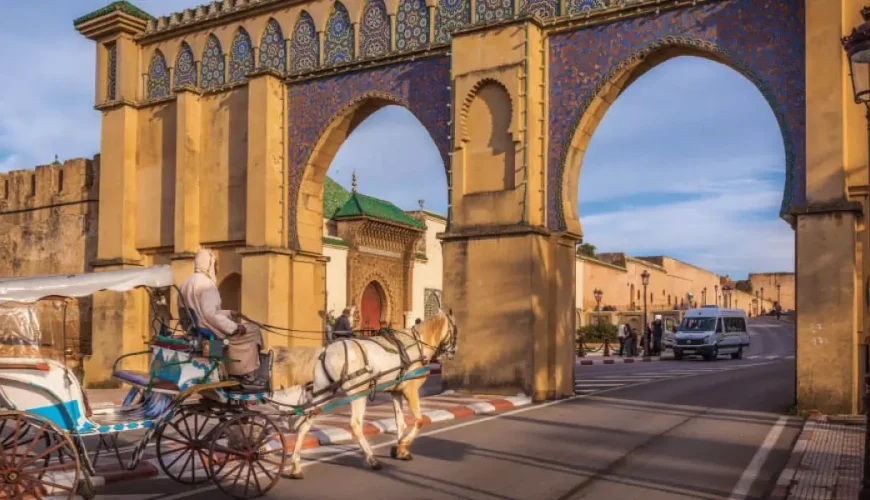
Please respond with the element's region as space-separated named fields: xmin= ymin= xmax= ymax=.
xmin=335 ymin=192 xmax=425 ymax=229
xmin=323 ymin=177 xmax=351 ymax=219
xmin=74 ymin=1 xmax=155 ymax=27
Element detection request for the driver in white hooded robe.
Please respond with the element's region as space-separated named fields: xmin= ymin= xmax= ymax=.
xmin=180 ymin=249 xmax=265 ymax=386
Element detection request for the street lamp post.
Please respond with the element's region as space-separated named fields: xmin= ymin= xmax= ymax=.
xmin=715 ymin=285 xmax=719 ymax=307
xmin=842 ymin=10 xmax=870 ymax=498
xmin=777 ymin=282 xmax=782 ymax=307
xmin=702 ymin=287 xmax=707 ymax=305
xmin=761 ymin=287 xmax=765 ymax=314
xmin=593 ymin=288 xmax=603 ymax=325
xmin=641 ymin=271 xmax=650 ymax=356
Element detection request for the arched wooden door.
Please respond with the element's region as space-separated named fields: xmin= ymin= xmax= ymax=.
xmin=360 ymin=282 xmax=383 ymax=332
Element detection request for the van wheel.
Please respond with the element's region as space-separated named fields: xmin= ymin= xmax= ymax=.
xmin=673 ymin=350 xmax=683 ymax=361
xmin=731 ymin=347 xmax=743 ymax=360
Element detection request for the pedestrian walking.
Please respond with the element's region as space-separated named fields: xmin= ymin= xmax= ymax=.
xmin=624 ymin=323 xmax=636 ymax=356
xmin=617 ymin=323 xmax=627 ymax=356
xmin=653 ymin=315 xmax=664 ymax=356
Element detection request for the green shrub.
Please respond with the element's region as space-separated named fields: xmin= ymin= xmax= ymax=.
xmin=578 ymin=322 xmax=618 ymax=343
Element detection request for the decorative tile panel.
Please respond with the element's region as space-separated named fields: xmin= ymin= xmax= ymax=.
xmin=565 ymin=0 xmax=606 ymax=16
xmin=106 ymin=43 xmax=117 ymax=100
xmin=146 ymin=50 xmax=171 ymax=100
xmin=200 ymin=34 xmax=225 ymax=89
xmin=229 ymin=27 xmax=254 ymax=82
xmin=259 ymin=18 xmax=286 ymax=72
xmin=547 ymin=0 xmax=806 ymax=230
xmin=287 ymin=57 xmax=451 ymax=249
xmin=290 ymin=12 xmax=319 ymax=74
xmin=360 ymin=0 xmax=391 ymax=58
xmin=396 ymin=0 xmax=429 ymax=51
xmin=324 ymin=2 xmax=355 ymax=67
xmin=521 ymin=0 xmax=559 ymax=18
xmin=476 ymin=0 xmax=512 ymax=23
xmin=174 ymin=42 xmax=197 ymax=88
xmin=435 ymin=0 xmax=471 ymax=43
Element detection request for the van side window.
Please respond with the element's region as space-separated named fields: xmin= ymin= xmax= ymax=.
xmin=716 ymin=319 xmax=723 ymax=333
xmin=736 ymin=318 xmax=746 ymax=332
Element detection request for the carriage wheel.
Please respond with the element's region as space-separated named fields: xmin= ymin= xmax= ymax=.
xmin=207 ymin=413 xmax=286 ymax=499
xmin=156 ymin=404 xmax=218 ymax=485
xmin=0 ymin=411 xmax=81 ymax=500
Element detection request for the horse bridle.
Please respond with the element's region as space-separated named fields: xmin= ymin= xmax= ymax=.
xmin=403 ymin=310 xmax=458 ymax=362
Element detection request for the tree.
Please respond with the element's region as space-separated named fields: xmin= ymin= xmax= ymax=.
xmin=735 ymin=280 xmax=753 ymax=294
xmin=578 ymin=243 xmax=596 ymax=257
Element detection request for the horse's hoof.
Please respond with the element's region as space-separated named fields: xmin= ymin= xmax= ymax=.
xmin=398 ymin=452 xmax=413 ymax=461
xmin=369 ymin=460 xmax=383 ymax=471
xmin=288 ymin=470 xmax=304 ymax=480
xmin=390 ymin=446 xmax=398 ymax=459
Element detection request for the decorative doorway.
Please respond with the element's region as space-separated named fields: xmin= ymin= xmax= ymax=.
xmin=360 ymin=281 xmax=384 ymax=332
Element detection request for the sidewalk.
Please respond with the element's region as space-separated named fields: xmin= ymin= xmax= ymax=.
xmin=771 ymin=413 xmax=864 ymax=499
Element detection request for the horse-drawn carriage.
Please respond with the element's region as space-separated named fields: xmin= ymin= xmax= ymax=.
xmin=0 ymin=265 xmax=457 ymax=499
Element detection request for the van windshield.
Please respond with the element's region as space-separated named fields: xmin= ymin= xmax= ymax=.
xmin=679 ymin=317 xmax=716 ymax=332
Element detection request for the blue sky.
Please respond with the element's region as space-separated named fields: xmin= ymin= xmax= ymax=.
xmin=0 ymin=1 xmax=794 ymax=279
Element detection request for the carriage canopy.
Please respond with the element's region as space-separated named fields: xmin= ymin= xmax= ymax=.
xmin=0 ymin=266 xmax=174 ymax=359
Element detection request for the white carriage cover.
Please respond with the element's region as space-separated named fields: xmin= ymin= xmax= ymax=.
xmin=0 ymin=265 xmax=174 ymax=303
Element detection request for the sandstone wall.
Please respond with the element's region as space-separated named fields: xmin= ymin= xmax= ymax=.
xmin=749 ymin=272 xmax=796 ymax=311
xmin=0 ymin=157 xmax=100 ymax=375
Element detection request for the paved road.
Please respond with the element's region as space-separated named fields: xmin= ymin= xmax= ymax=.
xmin=94 ymin=318 xmax=798 ymax=500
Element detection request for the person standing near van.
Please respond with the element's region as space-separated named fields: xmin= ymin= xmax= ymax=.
xmin=617 ymin=323 xmax=627 ymax=356
xmin=653 ymin=315 xmax=664 ymax=356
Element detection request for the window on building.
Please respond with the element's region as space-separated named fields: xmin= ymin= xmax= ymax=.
xmin=30 ymin=175 xmax=36 ymax=196
xmin=424 ymin=289 xmax=442 ymax=319
xmin=3 ymin=179 xmax=8 ymax=199
xmin=58 ymin=169 xmax=64 ymax=193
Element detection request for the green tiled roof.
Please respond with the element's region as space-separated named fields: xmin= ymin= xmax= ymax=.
xmin=323 ymin=236 xmax=350 ymax=248
xmin=323 ymin=177 xmax=351 ymax=219
xmin=74 ymin=1 xmax=155 ymax=27
xmin=335 ymin=192 xmax=426 ymax=229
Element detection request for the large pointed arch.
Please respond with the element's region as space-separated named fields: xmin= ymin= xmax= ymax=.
xmin=146 ymin=50 xmax=170 ymax=100
xmin=290 ymin=11 xmax=319 ymax=73
xmin=174 ymin=42 xmax=197 ymax=88
xmin=259 ymin=18 xmax=286 ymax=72
xmin=324 ymin=2 xmax=354 ymax=66
xmin=200 ymin=34 xmax=225 ymax=89
xmin=229 ymin=27 xmax=254 ymax=82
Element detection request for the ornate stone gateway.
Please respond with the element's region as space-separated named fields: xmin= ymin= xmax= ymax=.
xmin=75 ymin=0 xmax=866 ymax=413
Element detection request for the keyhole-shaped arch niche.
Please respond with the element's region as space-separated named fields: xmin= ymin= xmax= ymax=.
xmin=461 ymin=80 xmax=516 ymax=194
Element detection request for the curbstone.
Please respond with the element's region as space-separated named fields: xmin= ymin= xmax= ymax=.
xmin=769 ymin=420 xmax=813 ymax=499
xmin=578 ymin=356 xmax=662 ymax=366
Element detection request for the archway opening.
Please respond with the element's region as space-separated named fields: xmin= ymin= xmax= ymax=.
xmin=218 ymin=273 xmax=242 ymax=312
xmin=360 ymin=280 xmax=386 ymax=332
xmin=300 ymin=102 xmax=447 ymax=330
xmin=571 ymin=53 xmax=793 ymax=336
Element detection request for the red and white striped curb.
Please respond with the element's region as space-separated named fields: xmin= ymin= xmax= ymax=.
xmin=577 ymin=356 xmax=664 ymax=365
xmin=768 ymin=419 xmax=814 ymax=500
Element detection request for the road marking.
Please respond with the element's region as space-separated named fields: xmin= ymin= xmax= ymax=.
xmin=727 ymin=415 xmax=788 ymax=500
xmin=132 ymin=360 xmax=780 ymax=500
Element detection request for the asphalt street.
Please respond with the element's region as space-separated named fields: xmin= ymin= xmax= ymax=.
xmin=93 ymin=317 xmax=798 ymax=500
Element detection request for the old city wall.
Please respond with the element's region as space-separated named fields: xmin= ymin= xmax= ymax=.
xmin=749 ymin=272 xmax=796 ymax=311
xmin=0 ymin=158 xmax=100 ymax=376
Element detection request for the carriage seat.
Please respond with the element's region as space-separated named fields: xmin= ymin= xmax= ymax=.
xmin=112 ymin=370 xmax=179 ymax=391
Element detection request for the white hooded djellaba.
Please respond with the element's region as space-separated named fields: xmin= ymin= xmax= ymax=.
xmin=179 ymin=249 xmax=264 ymax=376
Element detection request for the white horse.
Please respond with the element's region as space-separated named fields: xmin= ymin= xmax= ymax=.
xmin=270 ymin=310 xmax=458 ymax=479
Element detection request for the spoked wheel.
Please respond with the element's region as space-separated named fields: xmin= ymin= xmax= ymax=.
xmin=0 ymin=411 xmax=81 ymax=500
xmin=208 ymin=412 xmax=286 ymax=499
xmin=157 ymin=404 xmax=221 ymax=485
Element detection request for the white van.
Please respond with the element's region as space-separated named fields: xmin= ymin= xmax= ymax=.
xmin=673 ymin=306 xmax=750 ymax=361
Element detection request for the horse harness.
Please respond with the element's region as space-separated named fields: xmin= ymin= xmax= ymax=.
xmin=315 ymin=325 xmax=435 ymax=402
